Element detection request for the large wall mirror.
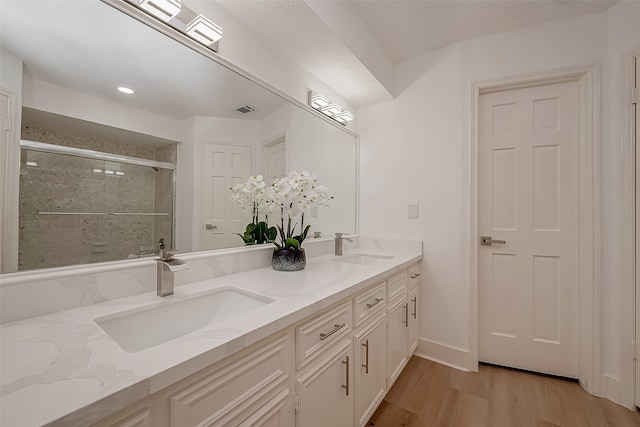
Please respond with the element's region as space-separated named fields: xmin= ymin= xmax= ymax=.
xmin=0 ymin=0 xmax=358 ymax=273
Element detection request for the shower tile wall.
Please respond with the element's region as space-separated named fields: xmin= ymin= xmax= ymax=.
xmin=19 ymin=125 xmax=176 ymax=270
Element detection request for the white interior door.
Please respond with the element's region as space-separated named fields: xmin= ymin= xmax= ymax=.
xmin=0 ymin=90 xmax=17 ymax=272
xmin=202 ymin=143 xmax=252 ymax=250
xmin=478 ymin=80 xmax=580 ymax=378
xmin=264 ymin=137 xmax=286 ymax=184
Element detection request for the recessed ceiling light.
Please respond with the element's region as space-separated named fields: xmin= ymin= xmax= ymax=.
xmin=117 ymin=86 xmax=135 ymax=94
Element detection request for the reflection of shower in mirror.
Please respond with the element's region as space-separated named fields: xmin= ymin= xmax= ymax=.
xmin=18 ymin=126 xmax=176 ymax=270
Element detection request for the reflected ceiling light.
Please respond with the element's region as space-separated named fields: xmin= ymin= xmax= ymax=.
xmin=26 ymin=161 xmax=38 ymax=167
xmin=117 ymin=86 xmax=135 ymax=94
xmin=104 ymin=170 xmax=115 ymax=175
xmin=320 ymin=103 xmax=342 ymax=117
xmin=333 ymin=111 xmax=354 ymax=123
xmin=92 ymin=168 xmax=103 ymax=173
xmin=137 ymin=0 xmax=181 ymax=22
xmin=186 ymin=14 xmax=223 ymax=46
xmin=308 ymin=91 xmax=329 ymax=109
xmin=115 ymin=171 xmax=125 ymax=176
xmin=307 ymin=90 xmax=353 ymax=126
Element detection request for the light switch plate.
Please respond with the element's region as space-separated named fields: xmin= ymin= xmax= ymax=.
xmin=408 ymin=204 xmax=419 ymax=219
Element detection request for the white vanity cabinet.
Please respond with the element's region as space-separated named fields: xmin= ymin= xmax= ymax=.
xmin=90 ymin=261 xmax=422 ymax=427
xmin=170 ymin=333 xmax=292 ymax=427
xmin=91 ymin=333 xmax=294 ymax=427
xmin=407 ymin=264 xmax=421 ymax=355
xmin=385 ymin=264 xmax=420 ymax=389
xmin=295 ymin=340 xmax=353 ymax=427
xmin=351 ymin=282 xmax=387 ymax=427
xmin=353 ymin=313 xmax=387 ymax=427
xmin=386 ymin=271 xmax=409 ymax=388
xmin=294 ymin=301 xmax=353 ymax=426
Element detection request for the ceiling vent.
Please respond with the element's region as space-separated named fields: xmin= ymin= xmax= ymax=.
xmin=235 ymin=105 xmax=257 ymax=114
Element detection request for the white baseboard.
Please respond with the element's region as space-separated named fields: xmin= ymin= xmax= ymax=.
xmin=415 ymin=338 xmax=475 ymax=372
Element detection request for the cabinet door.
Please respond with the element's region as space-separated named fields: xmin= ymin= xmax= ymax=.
xmin=296 ymin=340 xmax=353 ymax=427
xmin=387 ymin=296 xmax=408 ymax=388
xmin=408 ymin=286 xmax=419 ymax=355
xmin=353 ymin=314 xmax=387 ymax=427
xmin=239 ymin=389 xmax=292 ymax=427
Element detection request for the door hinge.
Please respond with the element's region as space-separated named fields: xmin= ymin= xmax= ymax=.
xmin=634 ymin=341 xmax=640 ymax=361
xmin=632 ymin=87 xmax=639 ymax=104
xmin=294 ymin=395 xmax=299 ymax=413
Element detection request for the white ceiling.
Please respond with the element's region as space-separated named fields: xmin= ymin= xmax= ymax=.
xmin=350 ymin=0 xmax=619 ymax=63
xmin=217 ymin=0 xmax=619 ymax=107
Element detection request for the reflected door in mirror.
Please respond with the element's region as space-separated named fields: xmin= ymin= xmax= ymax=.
xmin=202 ymin=143 xmax=252 ymax=250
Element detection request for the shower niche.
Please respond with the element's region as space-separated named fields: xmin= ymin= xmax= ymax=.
xmin=18 ymin=108 xmax=177 ymax=271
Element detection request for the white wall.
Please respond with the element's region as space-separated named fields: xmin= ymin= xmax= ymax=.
xmin=189 ymin=0 xmax=358 ymax=130
xmin=22 ymin=77 xmax=182 ymax=142
xmin=601 ymin=1 xmax=640 ymax=405
xmin=359 ymin=5 xmax=640 ymax=408
xmin=260 ymin=103 xmax=358 ymax=237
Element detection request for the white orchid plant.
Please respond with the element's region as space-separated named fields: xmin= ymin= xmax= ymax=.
xmin=229 ymin=175 xmax=277 ymax=245
xmin=266 ymin=170 xmax=332 ymax=251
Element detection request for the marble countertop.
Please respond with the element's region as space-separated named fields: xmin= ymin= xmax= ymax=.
xmin=1 ymin=247 xmax=421 ymax=427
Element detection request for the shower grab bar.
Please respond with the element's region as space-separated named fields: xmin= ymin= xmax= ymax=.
xmin=37 ymin=212 xmax=169 ymax=216
xmin=20 ymin=140 xmax=176 ymax=170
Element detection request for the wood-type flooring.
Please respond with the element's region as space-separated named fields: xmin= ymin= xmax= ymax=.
xmin=367 ymin=356 xmax=640 ymax=427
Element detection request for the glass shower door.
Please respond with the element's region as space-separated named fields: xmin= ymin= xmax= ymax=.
xmin=18 ymin=142 xmax=175 ymax=270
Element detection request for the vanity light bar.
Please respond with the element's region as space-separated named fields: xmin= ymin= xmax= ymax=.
xmin=321 ymin=103 xmax=342 ymax=117
xmin=137 ymin=0 xmax=181 ymax=22
xmin=186 ymin=14 xmax=223 ymax=45
xmin=309 ymin=91 xmax=329 ymax=109
xmin=307 ymin=90 xmax=353 ymax=126
xmin=333 ymin=111 xmax=354 ymax=123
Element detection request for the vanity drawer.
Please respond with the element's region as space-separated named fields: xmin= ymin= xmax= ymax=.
xmin=296 ymin=300 xmax=352 ymax=369
xmin=408 ymin=264 xmax=421 ymax=289
xmin=387 ymin=271 xmax=408 ymax=303
xmin=353 ymin=281 xmax=386 ymax=328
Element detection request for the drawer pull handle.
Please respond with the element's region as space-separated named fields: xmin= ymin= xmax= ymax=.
xmin=366 ymin=298 xmax=383 ymax=309
xmin=320 ymin=323 xmax=346 ymax=341
xmin=403 ymin=303 xmax=409 ymax=327
xmin=410 ymin=273 xmax=421 ymax=279
xmin=362 ymin=339 xmax=369 ymax=374
xmin=412 ymin=297 xmax=417 ymax=319
xmin=342 ymin=356 xmax=350 ymax=396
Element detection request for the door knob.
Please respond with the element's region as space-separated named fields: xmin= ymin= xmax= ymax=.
xmin=480 ymin=236 xmax=506 ymax=246
xmin=205 ymin=223 xmax=217 ymax=230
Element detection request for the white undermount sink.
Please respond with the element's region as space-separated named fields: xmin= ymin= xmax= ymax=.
xmin=96 ymin=287 xmax=273 ymax=353
xmin=337 ymin=253 xmax=394 ymax=265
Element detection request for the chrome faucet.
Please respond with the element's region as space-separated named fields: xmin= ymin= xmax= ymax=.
xmin=156 ymin=250 xmax=188 ymax=297
xmin=335 ymin=233 xmax=354 ymax=256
